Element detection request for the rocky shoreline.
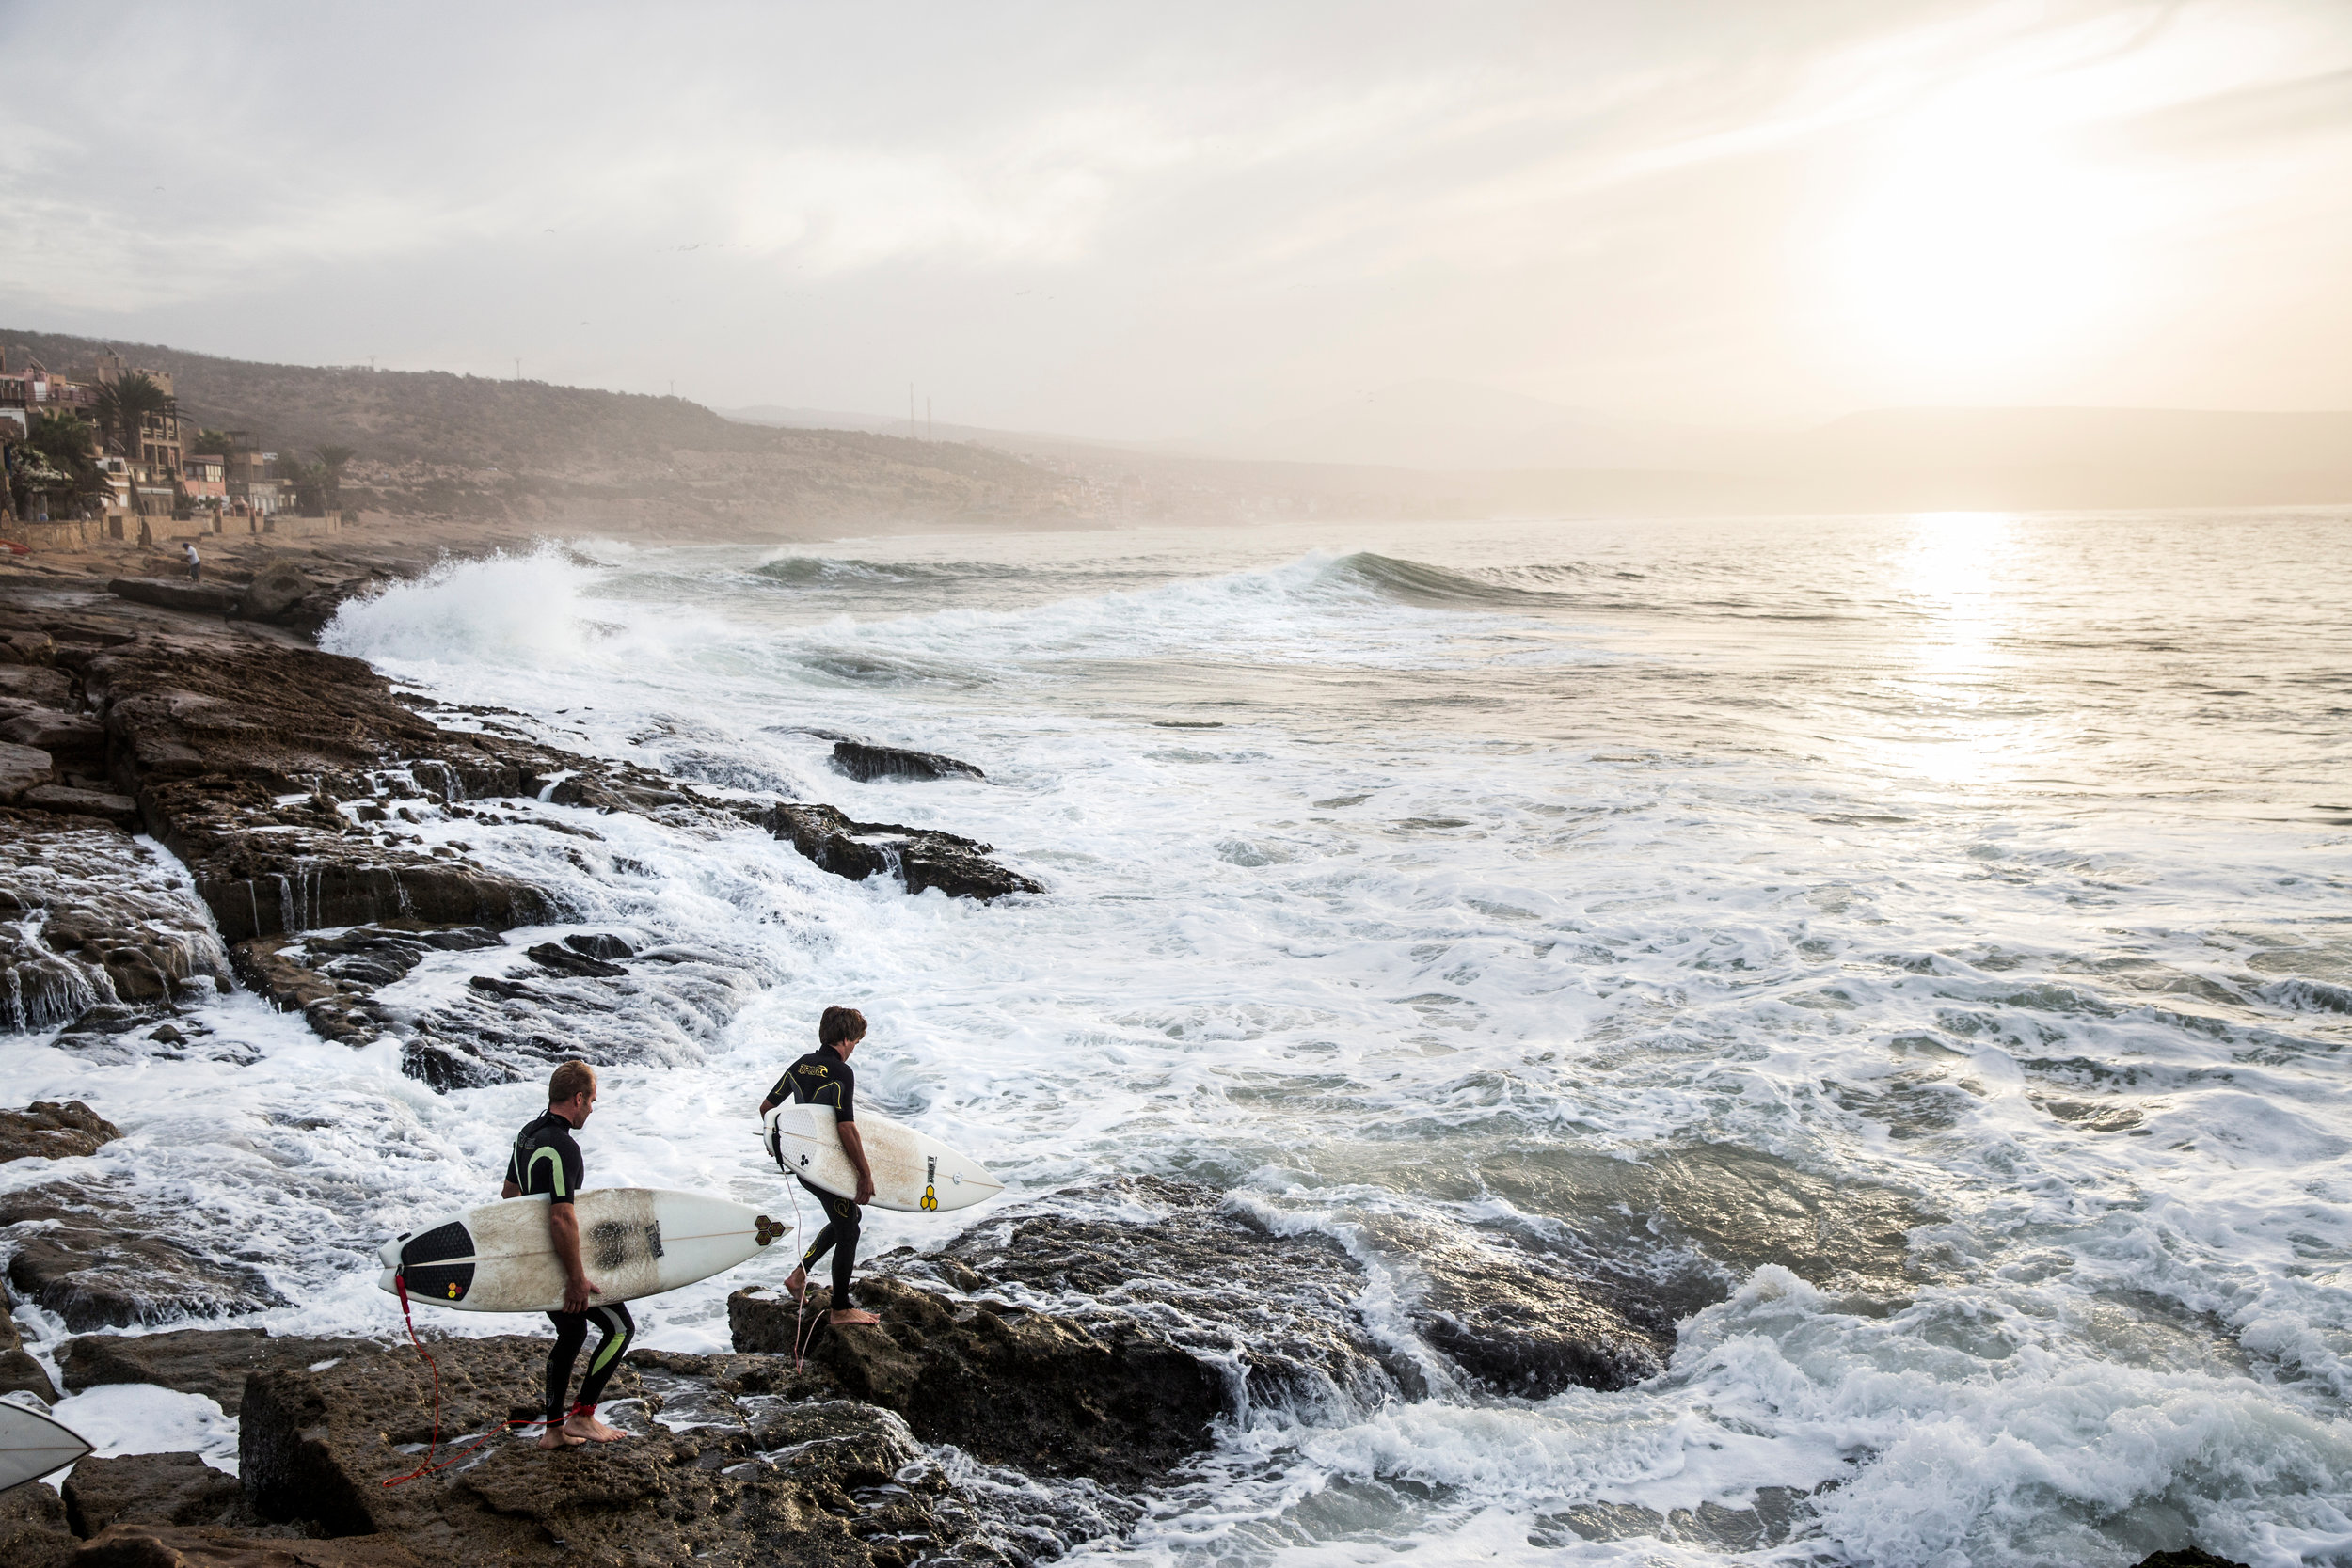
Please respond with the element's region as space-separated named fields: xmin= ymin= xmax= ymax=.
xmin=0 ymin=541 xmax=2250 ymax=1568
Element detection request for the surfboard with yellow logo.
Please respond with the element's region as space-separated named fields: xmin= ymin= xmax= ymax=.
xmin=764 ymin=1103 xmax=1004 ymax=1213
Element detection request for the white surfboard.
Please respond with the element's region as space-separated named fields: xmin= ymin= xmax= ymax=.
xmin=764 ymin=1103 xmax=1004 ymax=1212
xmin=376 ymin=1189 xmax=790 ymax=1314
xmin=0 ymin=1401 xmax=92 ymax=1496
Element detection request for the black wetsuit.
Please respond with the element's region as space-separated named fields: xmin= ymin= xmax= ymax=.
xmin=768 ymin=1045 xmax=862 ymax=1309
xmin=505 ymin=1109 xmax=633 ymax=1424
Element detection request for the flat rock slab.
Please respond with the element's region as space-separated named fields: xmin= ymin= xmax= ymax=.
xmin=18 ymin=784 xmax=140 ymax=827
xmin=62 ymin=1326 xmax=382 ymax=1408
xmin=0 ymin=663 xmax=73 ymax=705
xmin=0 ymin=737 xmax=51 ymax=800
xmin=0 ymin=709 xmax=103 ymax=766
xmin=76 ymin=1525 xmax=426 ymax=1566
xmin=107 ymin=578 xmax=246 ymax=618
xmin=236 ymin=1333 xmax=973 ymax=1567
xmin=65 ymin=1450 xmax=243 ymax=1536
xmin=831 ymin=739 xmax=985 ymax=782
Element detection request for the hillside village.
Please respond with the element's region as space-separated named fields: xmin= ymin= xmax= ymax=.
xmin=0 ymin=348 xmax=343 ymax=552
xmin=0 ymin=331 xmax=1531 ymax=552
xmin=0 ymin=331 xmax=1133 ymax=551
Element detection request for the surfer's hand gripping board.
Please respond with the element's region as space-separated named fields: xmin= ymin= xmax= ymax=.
xmin=764 ymin=1103 xmax=1003 ymax=1212
xmin=377 ymin=1189 xmax=789 ymax=1313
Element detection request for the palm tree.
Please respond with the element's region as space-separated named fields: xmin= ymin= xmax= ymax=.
xmin=190 ymin=428 xmax=234 ymax=456
xmin=91 ymin=370 xmax=175 ymax=463
xmin=314 ymin=445 xmax=356 ymax=512
xmin=8 ymin=411 xmax=107 ymax=518
xmin=278 ymin=452 xmax=327 ymax=515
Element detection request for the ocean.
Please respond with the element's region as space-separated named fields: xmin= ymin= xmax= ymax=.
xmin=8 ymin=508 xmax=2351 ymax=1566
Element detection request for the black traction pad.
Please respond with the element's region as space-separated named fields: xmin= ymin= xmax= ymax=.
xmin=401 ymin=1220 xmax=475 ymax=1267
xmin=403 ymin=1260 xmax=476 ymax=1303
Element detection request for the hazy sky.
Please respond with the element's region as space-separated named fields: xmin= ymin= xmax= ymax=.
xmin=4 ymin=1 xmax=2349 ymax=436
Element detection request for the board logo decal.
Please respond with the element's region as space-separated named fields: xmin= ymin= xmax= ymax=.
xmin=754 ymin=1215 xmax=786 ymax=1247
xmin=921 ymin=1156 xmax=939 ymax=1212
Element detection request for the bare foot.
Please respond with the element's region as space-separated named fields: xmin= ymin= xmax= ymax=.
xmin=564 ymin=1411 xmax=628 ymax=1443
xmin=828 ymin=1308 xmax=880 ymax=1326
xmin=782 ymin=1266 xmax=808 ymax=1302
xmin=537 ymin=1424 xmax=586 ymax=1450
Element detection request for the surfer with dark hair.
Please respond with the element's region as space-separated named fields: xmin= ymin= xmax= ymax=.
xmin=758 ymin=1006 xmax=881 ymax=1326
xmin=502 ymin=1059 xmax=633 ymax=1449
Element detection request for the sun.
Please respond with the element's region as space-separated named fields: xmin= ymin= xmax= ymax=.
xmin=1825 ymin=104 xmax=2133 ymax=378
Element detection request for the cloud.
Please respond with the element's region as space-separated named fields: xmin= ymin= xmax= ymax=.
xmin=2 ymin=0 xmax=2349 ymax=429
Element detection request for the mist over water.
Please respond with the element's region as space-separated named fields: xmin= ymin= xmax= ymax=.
xmin=10 ymin=509 xmax=2352 ymax=1567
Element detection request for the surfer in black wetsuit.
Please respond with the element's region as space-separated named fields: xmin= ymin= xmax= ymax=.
xmin=757 ymin=1006 xmax=881 ymax=1326
xmin=502 ymin=1060 xmax=632 ymax=1449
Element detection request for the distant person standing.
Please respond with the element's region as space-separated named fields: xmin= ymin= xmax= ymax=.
xmin=757 ymin=1006 xmax=881 ymax=1326
xmin=502 ymin=1060 xmax=633 ymax=1448
xmin=183 ymin=541 xmax=201 ymax=581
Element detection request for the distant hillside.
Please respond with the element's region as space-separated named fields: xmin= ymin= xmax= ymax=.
xmin=0 ymin=328 xmax=1068 ymax=532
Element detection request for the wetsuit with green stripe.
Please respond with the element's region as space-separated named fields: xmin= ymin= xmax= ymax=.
xmin=506 ymin=1109 xmax=632 ymax=1423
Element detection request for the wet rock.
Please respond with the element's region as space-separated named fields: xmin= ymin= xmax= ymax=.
xmin=0 ymin=1483 xmax=77 ymax=1568
xmin=236 ymin=1335 xmax=963 ymax=1566
xmin=734 ymin=1276 xmax=1224 ymax=1489
xmin=1 ymin=1291 xmax=61 ymax=1401
xmin=0 ymin=738 xmax=51 ymax=800
xmin=832 ymin=740 xmax=985 ymax=783
xmin=1410 ymin=1237 xmax=1668 ymax=1396
xmin=2134 ymin=1551 xmax=2254 ymax=1568
xmin=1453 ymin=1142 xmax=1928 ymax=1310
xmin=524 ymin=941 xmax=625 ymax=979
xmin=894 ymin=1177 xmax=1416 ymax=1419
xmin=0 ymin=1101 xmax=122 ymax=1163
xmin=2 ymin=1186 xmax=289 ymax=1331
xmin=107 ymin=578 xmax=246 ymax=618
xmin=18 ymin=784 xmax=140 ymax=829
xmin=75 ymin=1525 xmax=426 ymax=1566
xmin=60 ymin=1326 xmax=378 ymax=1408
xmin=65 ymin=1451 xmax=244 ymax=1536
xmin=81 ymin=640 xmax=560 ymax=944
xmin=0 ymin=812 xmax=229 ymax=1033
xmin=399 ymin=1036 xmax=516 ymax=1092
xmin=743 ymin=801 xmax=1041 ymax=901
xmin=463 ymin=974 xmax=540 ymax=1002
xmin=231 ymin=925 xmax=506 ymax=1046
xmin=563 ymin=932 xmax=634 ymax=961
xmin=238 ymin=562 xmax=316 ymax=623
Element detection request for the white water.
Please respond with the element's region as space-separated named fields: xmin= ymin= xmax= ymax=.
xmin=6 ymin=510 xmax=2351 ymax=1566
